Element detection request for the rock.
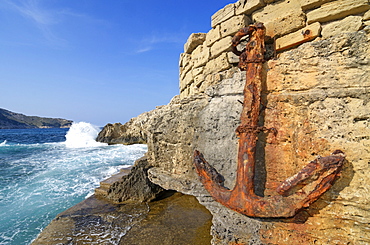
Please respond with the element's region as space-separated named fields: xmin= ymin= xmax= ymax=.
xmin=235 ymin=0 xmax=266 ymax=15
xmin=321 ymin=15 xmax=363 ymax=39
xmin=96 ymin=113 xmax=149 ymax=145
xmin=31 ymin=195 xmax=150 ymax=245
xmin=32 ymin=192 xmax=212 ymax=245
xmin=210 ymin=36 xmax=233 ymax=59
xmin=206 ymin=25 xmax=221 ymax=47
xmin=306 ymin=0 xmax=370 ymax=24
xmin=275 ymin=22 xmax=322 ymax=51
xmin=252 ymin=0 xmax=306 ymax=37
xmin=105 ymin=156 xmax=164 ymax=203
xmin=119 ymin=192 xmax=212 ymax=245
xmin=300 ymin=0 xmax=332 ymax=10
xmin=204 ymin=53 xmax=231 ymax=75
xmin=364 ymin=9 xmax=370 ymax=20
xmin=192 ymin=43 xmax=210 ymax=68
xmin=220 ymin=14 xmax=251 ymax=38
xmin=184 ymin=33 xmax=207 ymax=54
xmin=211 ymin=3 xmax=235 ymax=28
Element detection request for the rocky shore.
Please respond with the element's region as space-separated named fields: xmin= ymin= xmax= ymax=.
xmin=32 ymin=169 xmax=212 ymax=245
xmin=0 ymin=108 xmax=72 ymax=129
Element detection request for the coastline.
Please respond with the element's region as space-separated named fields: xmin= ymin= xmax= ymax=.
xmin=32 ymin=169 xmax=212 ymax=245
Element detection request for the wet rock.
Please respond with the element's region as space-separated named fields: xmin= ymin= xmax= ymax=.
xmin=32 ymin=192 xmax=212 ymax=245
xmin=105 ymin=156 xmax=164 ymax=204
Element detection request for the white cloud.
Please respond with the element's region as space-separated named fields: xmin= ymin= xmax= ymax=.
xmin=2 ymin=0 xmax=108 ymax=47
xmin=134 ymin=32 xmax=186 ymax=53
xmin=3 ymin=0 xmax=65 ymax=45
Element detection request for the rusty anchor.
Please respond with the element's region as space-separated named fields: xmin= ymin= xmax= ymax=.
xmin=193 ymin=23 xmax=346 ymax=218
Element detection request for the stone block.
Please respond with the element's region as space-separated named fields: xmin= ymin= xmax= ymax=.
xmin=307 ymin=0 xmax=370 ymax=24
xmin=188 ymin=83 xmax=199 ymax=96
xmin=179 ymin=58 xmax=193 ymax=81
xmin=194 ymin=74 xmax=205 ymax=87
xmin=179 ymin=53 xmax=191 ymax=68
xmin=211 ymin=3 xmax=235 ymax=28
xmin=179 ymin=87 xmax=190 ymax=99
xmin=192 ymin=66 xmax=204 ymax=77
xmin=265 ymin=12 xmax=306 ymax=37
xmin=210 ymin=36 xmax=233 ymax=59
xmin=252 ymin=0 xmax=306 ymax=37
xmin=275 ymin=22 xmax=322 ymax=51
xmin=206 ymin=26 xmax=221 ymax=47
xmin=363 ymin=9 xmax=370 ymax=20
xmin=253 ymin=0 xmax=302 ymax=21
xmin=180 ymin=70 xmax=194 ymax=91
xmin=227 ymin=51 xmax=240 ymax=64
xmin=204 ymin=53 xmax=231 ymax=75
xmin=220 ymin=15 xmax=252 ymax=38
xmin=235 ymin=0 xmax=265 ymax=15
xmin=299 ymin=0 xmax=332 ymax=11
xmin=192 ymin=44 xmax=210 ymax=68
xmin=322 ymin=16 xmax=363 ymax=38
xmin=184 ymin=33 xmax=206 ymax=54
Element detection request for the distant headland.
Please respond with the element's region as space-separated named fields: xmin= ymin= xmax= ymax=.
xmin=0 ymin=108 xmax=72 ymax=129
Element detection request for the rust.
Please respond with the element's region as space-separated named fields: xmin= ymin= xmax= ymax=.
xmin=303 ymin=29 xmax=312 ymax=37
xmin=194 ymin=23 xmax=346 ymax=218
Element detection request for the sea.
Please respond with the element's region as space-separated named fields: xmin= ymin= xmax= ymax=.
xmin=0 ymin=122 xmax=147 ymax=245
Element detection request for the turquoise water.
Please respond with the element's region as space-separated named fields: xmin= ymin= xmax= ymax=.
xmin=0 ymin=123 xmax=147 ymax=244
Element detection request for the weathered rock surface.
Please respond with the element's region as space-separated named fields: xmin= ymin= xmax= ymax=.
xmin=104 ymin=156 xmax=164 ymax=203
xmin=98 ymin=30 xmax=370 ymax=244
xmin=96 ymin=113 xmax=149 ymax=144
xmin=32 ymin=192 xmax=212 ymax=245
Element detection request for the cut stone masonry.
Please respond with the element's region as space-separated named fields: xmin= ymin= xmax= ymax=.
xmin=179 ymin=0 xmax=370 ymax=99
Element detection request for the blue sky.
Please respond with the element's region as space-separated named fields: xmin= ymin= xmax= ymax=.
xmin=0 ymin=0 xmax=235 ymax=126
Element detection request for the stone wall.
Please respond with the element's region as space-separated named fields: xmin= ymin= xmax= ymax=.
xmin=179 ymin=0 xmax=370 ymax=99
xmin=149 ymin=30 xmax=370 ymax=245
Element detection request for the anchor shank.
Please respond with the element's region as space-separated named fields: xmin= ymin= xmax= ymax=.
xmin=235 ymin=25 xmax=265 ymax=197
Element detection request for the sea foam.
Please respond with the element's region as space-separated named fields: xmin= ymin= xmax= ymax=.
xmin=64 ymin=122 xmax=106 ymax=148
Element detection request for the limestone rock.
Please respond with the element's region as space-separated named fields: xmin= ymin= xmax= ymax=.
xmin=252 ymin=0 xmax=306 ymax=37
xmin=220 ymin=14 xmax=251 ymax=38
xmin=204 ymin=53 xmax=231 ymax=75
xmin=299 ymin=0 xmax=332 ymax=10
xmin=364 ymin=9 xmax=370 ymax=20
xmin=235 ymin=0 xmax=265 ymax=15
xmin=96 ymin=119 xmax=147 ymax=145
xmin=105 ymin=156 xmax=164 ymax=203
xmin=306 ymin=0 xmax=370 ymax=24
xmin=321 ymin=15 xmax=363 ymax=39
xmin=211 ymin=3 xmax=235 ymax=28
xmin=210 ymin=36 xmax=233 ymax=58
xmin=206 ymin=25 xmax=221 ymax=47
xmin=275 ymin=22 xmax=322 ymax=51
xmin=184 ymin=33 xmax=206 ymax=54
xmin=192 ymin=43 xmax=210 ymax=68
